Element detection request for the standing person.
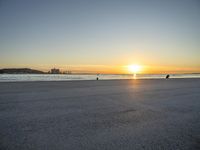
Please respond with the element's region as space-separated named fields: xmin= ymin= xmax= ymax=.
xmin=96 ymin=74 xmax=99 ymax=80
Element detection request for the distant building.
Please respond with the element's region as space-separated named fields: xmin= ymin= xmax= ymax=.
xmin=50 ymin=68 xmax=60 ymax=74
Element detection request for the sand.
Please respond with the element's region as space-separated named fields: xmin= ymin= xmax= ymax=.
xmin=0 ymin=79 xmax=200 ymax=150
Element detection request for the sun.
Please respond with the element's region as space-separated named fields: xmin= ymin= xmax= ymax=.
xmin=128 ymin=64 xmax=141 ymax=74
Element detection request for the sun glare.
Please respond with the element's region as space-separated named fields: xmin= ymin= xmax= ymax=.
xmin=128 ymin=64 xmax=141 ymax=74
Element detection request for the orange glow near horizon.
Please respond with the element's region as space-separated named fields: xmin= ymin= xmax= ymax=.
xmin=128 ymin=64 xmax=142 ymax=74
xmin=1 ymin=64 xmax=200 ymax=74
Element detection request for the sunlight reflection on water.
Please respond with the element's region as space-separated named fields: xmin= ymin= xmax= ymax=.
xmin=0 ymin=74 xmax=200 ymax=82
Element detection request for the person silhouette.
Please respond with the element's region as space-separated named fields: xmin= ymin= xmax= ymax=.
xmin=166 ymin=74 xmax=170 ymax=79
xmin=96 ymin=74 xmax=99 ymax=80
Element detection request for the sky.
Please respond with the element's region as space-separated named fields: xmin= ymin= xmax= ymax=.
xmin=0 ymin=0 xmax=200 ymax=74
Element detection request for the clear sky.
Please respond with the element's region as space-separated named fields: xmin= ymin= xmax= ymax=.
xmin=0 ymin=0 xmax=200 ymax=74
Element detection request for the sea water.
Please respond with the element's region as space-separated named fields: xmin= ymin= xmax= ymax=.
xmin=0 ymin=74 xmax=200 ymax=82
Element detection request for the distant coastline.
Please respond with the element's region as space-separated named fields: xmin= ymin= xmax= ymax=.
xmin=0 ymin=68 xmax=200 ymax=75
xmin=0 ymin=68 xmax=72 ymax=74
xmin=0 ymin=68 xmax=44 ymax=74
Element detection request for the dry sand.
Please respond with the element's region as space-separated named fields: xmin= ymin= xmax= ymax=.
xmin=0 ymin=79 xmax=200 ymax=150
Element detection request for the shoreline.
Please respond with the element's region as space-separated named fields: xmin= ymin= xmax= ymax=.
xmin=0 ymin=77 xmax=200 ymax=83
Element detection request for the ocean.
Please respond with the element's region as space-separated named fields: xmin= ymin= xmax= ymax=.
xmin=0 ymin=74 xmax=200 ymax=82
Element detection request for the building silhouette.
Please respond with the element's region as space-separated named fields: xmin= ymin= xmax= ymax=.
xmin=50 ymin=68 xmax=60 ymax=74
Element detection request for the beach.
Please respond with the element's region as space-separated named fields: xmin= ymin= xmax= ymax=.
xmin=0 ymin=79 xmax=200 ymax=150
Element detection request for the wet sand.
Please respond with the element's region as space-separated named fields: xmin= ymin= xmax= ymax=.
xmin=0 ymin=79 xmax=200 ymax=150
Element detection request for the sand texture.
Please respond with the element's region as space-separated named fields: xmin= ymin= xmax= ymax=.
xmin=0 ymin=79 xmax=200 ymax=150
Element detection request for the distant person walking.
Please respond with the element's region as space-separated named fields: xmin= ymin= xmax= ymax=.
xmin=166 ymin=74 xmax=170 ymax=79
xmin=96 ymin=74 xmax=99 ymax=80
